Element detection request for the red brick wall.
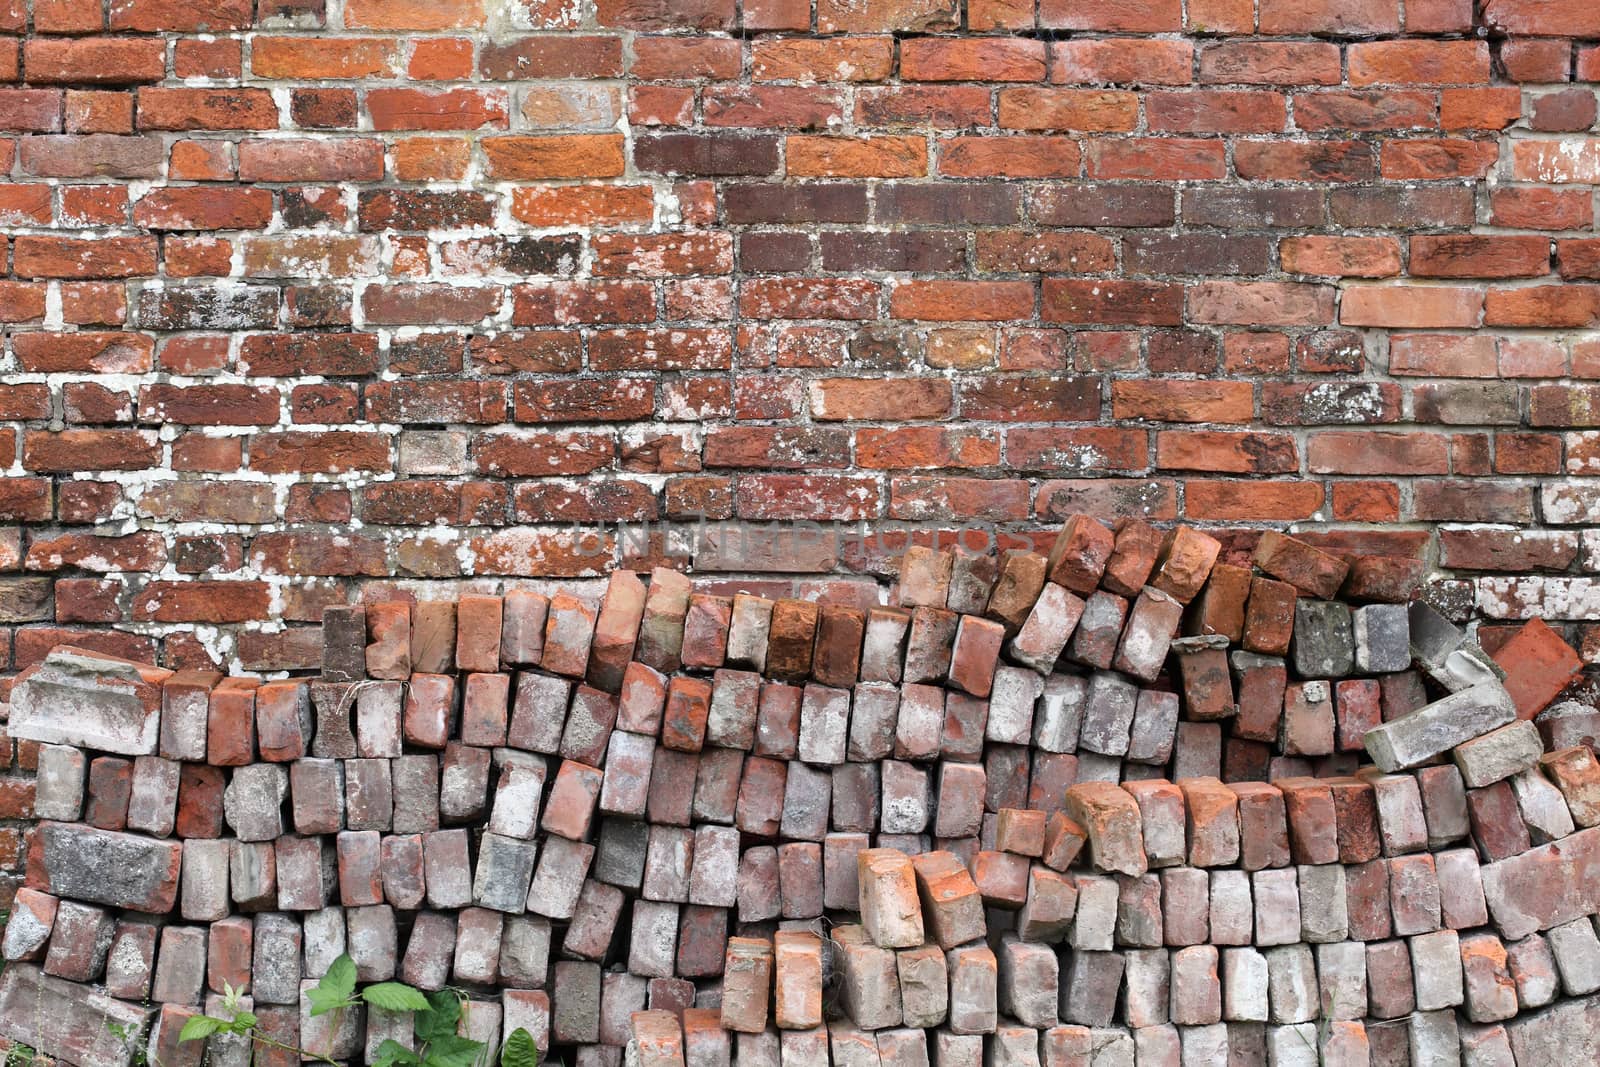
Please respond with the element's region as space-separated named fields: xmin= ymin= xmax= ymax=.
xmin=0 ymin=0 xmax=1595 ymax=676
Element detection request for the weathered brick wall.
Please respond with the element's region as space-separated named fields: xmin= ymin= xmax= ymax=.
xmin=2 ymin=0 xmax=1598 ymax=679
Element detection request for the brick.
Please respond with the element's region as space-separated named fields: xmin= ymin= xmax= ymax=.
xmin=1281 ymin=680 xmax=1334 ymax=758
xmin=1119 ymin=779 xmax=1183 ymax=870
xmin=898 ymin=545 xmax=953 ymax=607
xmin=352 ymin=684 xmax=403 ymax=758
xmin=1174 ymin=640 xmax=1232 ymax=725
xmin=501 ymin=591 xmax=549 ymax=666
xmin=798 ymin=682 xmax=850 ymax=765
xmin=1149 ymin=526 xmax=1221 ymax=603
xmin=1512 ymin=765 xmax=1576 ymax=843
xmin=1490 ymin=617 xmax=1583 ymax=719
xmin=903 ymin=605 xmax=958 ymax=685
xmin=713 ymin=594 xmax=770 ymax=673
xmin=508 ymin=673 xmax=569 ymax=754
xmin=11 ymin=647 xmax=166 ymax=755
xmin=1059 ymin=593 xmax=1122 ymax=673
xmin=1181 ymin=777 xmax=1241 ymax=868
xmin=767 ymin=599 xmax=819 ymax=681
xmin=33 ymin=745 xmax=83 ymax=823
xmin=1410 ymin=928 xmax=1466 ymax=1012
xmin=1291 ymin=599 xmax=1353 ymax=679
xmin=1241 ymin=577 xmax=1296 ymax=657
xmin=1415 ymin=764 xmax=1472 ymax=850
xmin=409 ymin=602 xmax=456 ymax=674
xmin=854 ymin=848 xmax=922 ymax=948
xmin=528 ymin=836 xmax=594 ymax=920
xmin=228 ymin=841 xmax=276 ymax=913
xmin=985 ymin=549 xmax=1048 ymax=635
xmin=1041 ymin=811 xmax=1088 ymax=872
xmin=814 ymin=604 xmax=866 ymax=688
xmin=1045 ymin=514 xmax=1115 ymax=594
xmin=2 ymin=888 xmax=57 ymax=964
xmin=44 ymin=900 xmax=114 ymax=982
xmin=832 ymin=925 xmax=901 ymax=1031
xmin=945 ymin=943 xmax=998 ymax=1034
xmin=1028 ymin=673 xmax=1082 ymax=754
xmin=0 ymin=964 xmax=156 ymax=1067
xmin=1112 ymin=586 xmax=1183 ymax=682
xmin=562 ymin=684 xmax=618 ymax=766
xmin=1009 ymin=583 xmax=1084 ymax=675
xmin=380 ymin=836 xmax=425 ymax=910
xmin=720 ymin=937 xmax=772 ymax=1033
xmin=636 ymin=568 xmax=692 ymax=672
xmin=159 ymin=670 xmax=218 ymax=761
xmin=1470 ymin=779 xmax=1535 ymax=862
xmin=1454 ymin=718 xmax=1543 ymax=788
xmin=1061 ymin=943 xmax=1124 ymax=1024
xmin=1079 ymin=670 xmax=1137 ymax=757
xmin=833 ymin=684 xmax=893 ymax=765
xmin=1252 ymin=530 xmax=1349 ymax=599
xmin=402 ymin=673 xmax=454 ymax=750
xmin=772 ymin=929 xmax=823 ymax=1029
xmin=1547 ymin=917 xmax=1600 ymax=996
xmin=1365 ymin=681 xmax=1517 ymax=772
xmin=984 ymin=665 xmax=1040 ymax=747
xmin=1187 ymin=564 xmax=1250 ymax=645
xmin=861 ymin=607 xmax=912 ymax=684
xmin=1329 ymin=777 xmax=1381 ymax=864
xmin=1226 ymin=653 xmax=1285 ymax=746
xmin=1112 ymin=871 xmax=1161 ymax=950
xmin=680 ymin=594 xmax=734 ymax=672
xmin=1065 ymin=781 xmax=1147 ymax=876
xmin=1503 ymin=933 xmax=1558 ymax=1011
xmin=1541 ymin=745 xmax=1600 ymax=826
xmin=777 ymin=759 xmax=827 ymax=840
xmin=84 ymin=756 xmax=131 ymax=830
xmin=543 ymin=592 xmax=598 ymax=678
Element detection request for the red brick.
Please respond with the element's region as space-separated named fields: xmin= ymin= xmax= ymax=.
xmin=1490 ymin=618 xmax=1583 ymax=720
xmin=902 ymin=38 xmax=1046 ymax=82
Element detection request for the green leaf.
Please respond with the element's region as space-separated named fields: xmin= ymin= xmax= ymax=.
xmin=373 ymin=1040 xmax=423 ymax=1067
xmin=319 ymin=955 xmax=358 ymax=1001
xmin=413 ymin=990 xmax=462 ymax=1043
xmin=231 ymin=1012 xmax=257 ymax=1032
xmin=306 ymin=955 xmax=357 ymax=1017
xmin=178 ymin=1017 xmax=225 ymax=1043
xmin=499 ymin=1028 xmax=539 ymax=1067
xmin=362 ymin=983 xmax=432 ymax=1013
xmin=306 ymin=985 xmax=354 ymax=1018
xmin=422 ymin=1034 xmax=484 ymax=1067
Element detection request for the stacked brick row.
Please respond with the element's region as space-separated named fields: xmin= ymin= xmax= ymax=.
xmin=0 ymin=515 xmax=1597 ymax=1066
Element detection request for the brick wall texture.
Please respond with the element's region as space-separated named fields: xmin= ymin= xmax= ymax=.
xmin=2 ymin=0 xmax=1600 ymax=677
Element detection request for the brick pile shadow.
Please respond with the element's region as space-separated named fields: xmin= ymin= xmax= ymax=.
xmin=2 ymin=517 xmax=1597 ymax=1067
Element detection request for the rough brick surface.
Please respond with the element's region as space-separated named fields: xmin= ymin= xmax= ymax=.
xmin=6 ymin=534 xmax=1587 ymax=1062
xmin=0 ymin=2 xmax=1583 ymax=680
xmin=0 ymin=0 xmax=1597 ymax=998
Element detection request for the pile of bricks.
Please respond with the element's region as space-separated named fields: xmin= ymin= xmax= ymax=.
xmin=1 ymin=516 xmax=1598 ymax=1067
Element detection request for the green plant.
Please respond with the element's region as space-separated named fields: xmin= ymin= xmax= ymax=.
xmin=104 ymin=1021 xmax=147 ymax=1067
xmin=304 ymin=955 xmax=434 ymax=1019
xmin=1 ymin=1042 xmax=35 ymax=1067
xmin=371 ymin=988 xmax=483 ymax=1067
xmin=178 ymin=957 xmax=538 ymax=1067
xmin=498 ymin=1027 xmax=539 ymax=1067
